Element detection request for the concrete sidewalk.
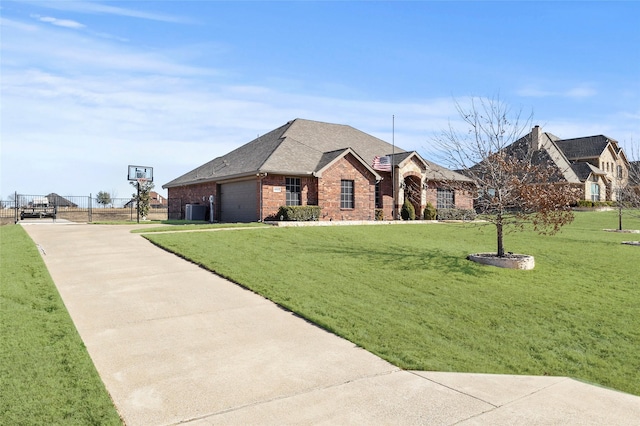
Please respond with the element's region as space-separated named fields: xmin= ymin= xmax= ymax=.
xmin=23 ymin=223 xmax=640 ymax=425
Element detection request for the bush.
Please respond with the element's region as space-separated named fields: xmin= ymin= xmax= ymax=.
xmin=576 ymin=200 xmax=616 ymax=208
xmin=423 ymin=203 xmax=437 ymax=220
xmin=375 ymin=209 xmax=384 ymax=221
xmin=436 ymin=208 xmax=477 ymax=221
xmin=277 ymin=205 xmax=321 ymax=221
xmin=401 ymin=200 xmax=415 ymax=220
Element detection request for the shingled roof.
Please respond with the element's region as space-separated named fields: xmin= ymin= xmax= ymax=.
xmin=164 ymin=118 xmax=405 ymax=188
xmin=555 ymin=135 xmax=617 ymax=160
xmin=571 ymin=162 xmax=606 ymax=181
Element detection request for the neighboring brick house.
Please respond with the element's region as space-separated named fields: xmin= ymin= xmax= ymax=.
xmin=502 ymin=126 xmax=630 ymax=202
xmin=163 ymin=118 xmax=474 ymax=222
xmin=150 ymin=191 xmax=167 ymax=208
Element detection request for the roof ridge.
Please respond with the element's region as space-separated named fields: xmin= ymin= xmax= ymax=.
xmin=254 ymin=121 xmax=296 ymax=171
xmin=284 ymin=135 xmax=326 ymax=154
xmin=556 ymin=134 xmax=615 ymax=143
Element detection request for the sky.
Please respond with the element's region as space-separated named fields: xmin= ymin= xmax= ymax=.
xmin=1 ymin=0 xmax=639 ymax=199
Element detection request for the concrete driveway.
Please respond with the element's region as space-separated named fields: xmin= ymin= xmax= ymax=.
xmin=22 ymin=223 xmax=640 ymax=425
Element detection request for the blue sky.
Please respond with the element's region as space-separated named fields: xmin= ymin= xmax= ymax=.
xmin=1 ymin=1 xmax=638 ymax=199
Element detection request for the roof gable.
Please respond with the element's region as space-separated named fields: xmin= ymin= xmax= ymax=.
xmin=392 ymin=151 xmax=474 ymax=183
xmin=314 ymin=148 xmax=381 ymax=179
xmin=499 ymin=129 xmax=581 ymax=184
xmin=571 ymin=162 xmax=607 ymax=182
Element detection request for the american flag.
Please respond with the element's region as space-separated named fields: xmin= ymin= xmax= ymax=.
xmin=372 ymin=155 xmax=391 ymax=171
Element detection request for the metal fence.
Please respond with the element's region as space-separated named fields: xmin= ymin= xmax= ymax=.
xmin=0 ymin=193 xmax=169 ymax=223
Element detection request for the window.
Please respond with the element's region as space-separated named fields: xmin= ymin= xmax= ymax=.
xmin=375 ymin=182 xmax=383 ymax=208
xmin=341 ymin=180 xmax=354 ymax=209
xmin=437 ymin=188 xmax=454 ymax=209
xmin=591 ymin=183 xmax=600 ymax=202
xmin=286 ymin=177 xmax=301 ymax=206
xmin=617 ymin=165 xmax=623 ymax=179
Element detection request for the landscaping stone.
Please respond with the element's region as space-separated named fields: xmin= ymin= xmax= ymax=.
xmin=467 ymin=253 xmax=535 ymax=270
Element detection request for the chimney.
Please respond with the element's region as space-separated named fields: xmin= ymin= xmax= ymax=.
xmin=530 ymin=125 xmax=542 ymax=151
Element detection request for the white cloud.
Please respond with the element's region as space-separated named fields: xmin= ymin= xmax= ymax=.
xmin=565 ymin=87 xmax=597 ymax=98
xmin=2 ymin=20 xmax=213 ymax=77
xmin=21 ymin=0 xmax=192 ymax=24
xmin=0 ymin=16 xmax=38 ymax=31
xmin=36 ymin=15 xmax=85 ymax=29
xmin=1 ymin=10 xmax=635 ymax=198
xmin=516 ymin=85 xmax=597 ymax=99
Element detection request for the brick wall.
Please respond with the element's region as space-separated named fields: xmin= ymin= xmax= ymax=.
xmin=377 ymin=173 xmax=394 ymax=219
xmin=424 ymin=181 xmax=475 ymax=211
xmin=318 ymin=154 xmax=377 ymax=220
xmin=167 ymin=164 xmax=474 ymax=221
xmin=167 ymin=182 xmax=217 ymax=219
xmin=260 ymin=175 xmax=318 ymax=220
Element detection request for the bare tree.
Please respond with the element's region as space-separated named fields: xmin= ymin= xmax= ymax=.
xmin=433 ymin=95 xmax=579 ymax=257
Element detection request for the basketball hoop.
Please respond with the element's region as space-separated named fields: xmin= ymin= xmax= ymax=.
xmin=137 ymin=178 xmax=147 ymax=186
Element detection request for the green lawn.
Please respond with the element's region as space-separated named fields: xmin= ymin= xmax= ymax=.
xmin=144 ymin=211 xmax=640 ymax=396
xmin=130 ymin=222 xmax=269 ymax=233
xmin=0 ymin=225 xmax=122 ymax=425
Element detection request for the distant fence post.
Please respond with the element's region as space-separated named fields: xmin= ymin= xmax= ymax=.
xmin=88 ymin=194 xmax=92 ymax=223
xmin=14 ymin=191 xmax=18 ymax=224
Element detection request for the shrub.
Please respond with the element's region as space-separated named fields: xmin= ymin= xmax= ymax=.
xmin=576 ymin=200 xmax=616 ymax=208
xmin=401 ymin=200 xmax=415 ymax=220
xmin=436 ymin=208 xmax=477 ymax=221
xmin=277 ymin=205 xmax=321 ymax=221
xmin=375 ymin=209 xmax=384 ymax=221
xmin=423 ymin=203 xmax=437 ymax=220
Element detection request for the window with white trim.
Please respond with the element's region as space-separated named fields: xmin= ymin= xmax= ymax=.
xmin=591 ymin=183 xmax=600 ymax=202
xmin=437 ymin=188 xmax=454 ymax=209
xmin=341 ymin=180 xmax=354 ymax=209
xmin=286 ymin=177 xmax=301 ymax=206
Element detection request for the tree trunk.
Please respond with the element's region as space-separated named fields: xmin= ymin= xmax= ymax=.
xmin=496 ymin=216 xmax=505 ymax=257
xmin=619 ymin=205 xmax=623 ymax=231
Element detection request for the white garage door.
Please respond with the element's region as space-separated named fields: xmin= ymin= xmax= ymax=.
xmin=220 ymin=180 xmax=258 ymax=223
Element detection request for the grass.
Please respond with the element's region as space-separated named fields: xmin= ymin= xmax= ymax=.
xmin=0 ymin=225 xmax=122 ymax=425
xmin=131 ymin=221 xmax=269 ymax=233
xmin=144 ymin=211 xmax=640 ymax=396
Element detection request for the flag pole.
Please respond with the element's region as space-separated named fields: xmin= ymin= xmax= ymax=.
xmin=392 ymin=115 xmax=395 ymax=220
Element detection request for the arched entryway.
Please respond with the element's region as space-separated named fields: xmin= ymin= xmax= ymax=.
xmin=403 ymin=175 xmax=422 ymax=216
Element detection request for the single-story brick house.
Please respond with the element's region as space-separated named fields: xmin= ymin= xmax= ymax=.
xmin=163 ymin=118 xmax=474 ymax=222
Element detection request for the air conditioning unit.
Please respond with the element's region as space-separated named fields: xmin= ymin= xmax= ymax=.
xmin=185 ymin=204 xmax=206 ymax=221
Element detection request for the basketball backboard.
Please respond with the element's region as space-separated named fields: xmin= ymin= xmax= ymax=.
xmin=127 ymin=165 xmax=153 ymax=182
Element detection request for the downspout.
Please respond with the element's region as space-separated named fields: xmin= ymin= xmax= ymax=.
xmin=258 ymin=173 xmax=267 ymax=221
